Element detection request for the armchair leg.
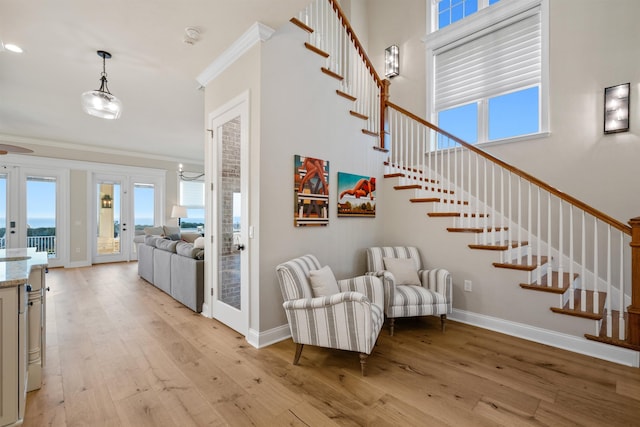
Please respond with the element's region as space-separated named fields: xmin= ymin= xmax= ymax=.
xmin=440 ymin=314 xmax=447 ymax=332
xmin=359 ymin=353 xmax=368 ymax=376
xmin=293 ymin=343 xmax=304 ymax=365
xmin=389 ymin=318 xmax=395 ymax=336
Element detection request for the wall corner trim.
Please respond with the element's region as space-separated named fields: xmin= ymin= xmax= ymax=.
xmin=246 ymin=324 xmax=291 ymax=349
xmin=196 ymin=22 xmax=276 ymax=87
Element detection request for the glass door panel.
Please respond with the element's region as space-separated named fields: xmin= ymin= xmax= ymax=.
xmin=97 ymin=182 xmax=121 ymax=256
xmin=0 ymin=174 xmax=6 ymax=249
xmin=132 ymin=183 xmax=155 ymax=259
xmin=26 ymin=176 xmax=57 ymax=257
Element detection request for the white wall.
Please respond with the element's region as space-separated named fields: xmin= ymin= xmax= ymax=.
xmin=364 ymin=0 xmax=427 ymax=117
xmin=258 ymin=22 xmax=388 ymax=331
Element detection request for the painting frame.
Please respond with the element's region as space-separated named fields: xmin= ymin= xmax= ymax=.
xmin=293 ymin=155 xmax=330 ymax=227
xmin=337 ymin=172 xmax=376 ymax=218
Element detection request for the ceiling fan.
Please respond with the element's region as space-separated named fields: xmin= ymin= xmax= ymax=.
xmin=0 ymin=144 xmax=33 ymax=155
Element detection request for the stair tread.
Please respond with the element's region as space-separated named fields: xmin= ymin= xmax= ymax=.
xmin=350 ymin=110 xmax=368 ymax=120
xmin=411 ymin=197 xmax=440 ymax=203
xmin=469 ymin=240 xmax=527 ymax=251
xmin=519 ymin=272 xmax=576 ymax=294
xmin=550 ymin=290 xmax=607 ymax=320
xmin=336 ymin=90 xmax=356 ymax=101
xmin=449 ymin=227 xmax=508 ymax=233
xmin=321 ymin=67 xmax=344 ymax=81
xmin=493 ymin=255 xmax=547 ymax=271
xmin=384 ymin=173 xmax=405 ymax=178
xmin=585 ymin=310 xmax=640 ymax=351
xmin=290 ymin=17 xmax=313 ymax=33
xmin=304 ymin=42 xmax=329 ymax=58
xmin=395 ymin=185 xmax=422 ymax=190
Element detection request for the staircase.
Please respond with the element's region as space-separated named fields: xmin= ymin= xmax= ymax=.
xmin=288 ymin=0 xmax=640 ymax=358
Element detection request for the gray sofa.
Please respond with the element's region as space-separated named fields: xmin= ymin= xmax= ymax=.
xmin=138 ymin=235 xmax=204 ymax=312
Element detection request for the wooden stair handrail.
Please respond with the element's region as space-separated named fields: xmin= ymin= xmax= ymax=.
xmin=327 ymin=0 xmax=384 ymax=91
xmin=386 ymin=101 xmax=632 ymax=235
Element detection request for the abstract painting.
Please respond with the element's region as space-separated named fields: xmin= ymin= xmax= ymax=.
xmin=294 ymin=155 xmax=330 ymax=226
xmin=337 ymin=172 xmax=376 ymax=217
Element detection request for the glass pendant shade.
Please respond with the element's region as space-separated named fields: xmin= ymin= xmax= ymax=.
xmin=81 ymin=50 xmax=122 ymax=120
xmin=81 ymin=89 xmax=122 ymax=119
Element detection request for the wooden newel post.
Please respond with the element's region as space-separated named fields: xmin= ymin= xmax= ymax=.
xmin=628 ymin=217 xmax=640 ymax=346
xmin=379 ymin=79 xmax=390 ymax=150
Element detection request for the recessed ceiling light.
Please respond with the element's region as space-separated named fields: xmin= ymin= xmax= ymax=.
xmin=4 ymin=44 xmax=23 ymax=53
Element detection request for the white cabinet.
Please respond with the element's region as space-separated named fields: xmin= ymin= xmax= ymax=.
xmin=0 ymin=284 xmax=27 ymax=427
xmin=27 ymin=266 xmax=46 ymax=392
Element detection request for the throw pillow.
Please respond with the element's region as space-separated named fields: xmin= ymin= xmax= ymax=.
xmin=383 ymin=257 xmax=421 ymax=286
xmin=194 ymin=236 xmax=205 ymax=249
xmin=144 ymin=226 xmax=164 ymax=236
xmin=309 ymin=265 xmax=340 ymax=297
xmin=163 ymin=225 xmax=180 ymax=237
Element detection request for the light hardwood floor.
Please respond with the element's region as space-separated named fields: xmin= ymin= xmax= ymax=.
xmin=24 ymin=263 xmax=640 ymax=426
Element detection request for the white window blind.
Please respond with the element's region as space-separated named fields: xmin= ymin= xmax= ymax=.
xmin=434 ymin=9 xmax=541 ymax=111
xmin=179 ymin=180 xmax=204 ymax=208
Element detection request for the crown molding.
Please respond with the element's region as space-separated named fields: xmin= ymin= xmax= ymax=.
xmin=196 ymin=22 xmax=275 ymax=87
xmin=0 ymin=133 xmax=203 ymax=165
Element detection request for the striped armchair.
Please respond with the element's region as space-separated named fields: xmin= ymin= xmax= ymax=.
xmin=275 ymin=254 xmax=384 ymax=375
xmin=366 ymin=246 xmax=452 ymax=336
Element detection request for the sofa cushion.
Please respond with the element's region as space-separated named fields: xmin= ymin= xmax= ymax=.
xmin=155 ymin=239 xmax=178 ymax=253
xmin=176 ymin=241 xmax=204 ymax=260
xmin=144 ymin=226 xmax=164 ymax=236
xmin=145 ymin=235 xmax=163 ymax=246
xmin=181 ymin=232 xmax=201 ymax=244
xmin=193 ymin=236 xmax=205 ymax=249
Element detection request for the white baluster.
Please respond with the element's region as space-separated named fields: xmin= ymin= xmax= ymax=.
xmin=569 ymin=205 xmax=574 ymax=310
xmin=581 ymin=211 xmax=587 ymax=312
xmin=537 ymin=187 xmax=541 ymax=285
xmin=558 ymin=200 xmax=564 ymax=289
xmin=618 ymin=236 xmax=625 ymax=340
xmin=593 ymin=220 xmax=599 ymax=314
xmin=606 ymin=226 xmax=612 ymax=337
xmin=547 ymin=192 xmax=553 ymax=286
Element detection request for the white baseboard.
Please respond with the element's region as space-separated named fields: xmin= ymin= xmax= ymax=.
xmin=246 ymin=324 xmax=291 ymax=349
xmin=450 ymin=309 xmax=639 ymax=367
xmin=66 ymin=260 xmax=92 ymax=268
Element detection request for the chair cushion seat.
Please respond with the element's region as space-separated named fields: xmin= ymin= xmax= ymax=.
xmin=388 ymin=285 xmax=449 ymax=318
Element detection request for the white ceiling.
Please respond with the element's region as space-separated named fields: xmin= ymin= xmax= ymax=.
xmin=0 ymin=0 xmax=306 ymax=163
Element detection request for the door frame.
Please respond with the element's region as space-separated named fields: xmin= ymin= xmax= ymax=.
xmin=15 ymin=167 xmax=68 ymax=268
xmin=204 ymin=90 xmax=250 ymax=336
xmin=92 ymin=173 xmax=129 ymax=263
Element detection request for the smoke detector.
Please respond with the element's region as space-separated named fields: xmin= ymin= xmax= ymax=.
xmin=183 ymin=27 xmax=201 ymax=45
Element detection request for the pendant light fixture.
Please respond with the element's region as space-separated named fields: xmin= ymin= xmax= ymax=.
xmin=81 ymin=50 xmax=122 ymax=120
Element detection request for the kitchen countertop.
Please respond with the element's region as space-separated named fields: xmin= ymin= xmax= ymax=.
xmin=0 ymin=248 xmax=49 ymax=288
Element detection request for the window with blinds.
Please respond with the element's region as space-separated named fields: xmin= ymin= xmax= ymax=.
xmin=434 ymin=11 xmax=541 ymax=112
xmin=179 ymin=180 xmax=205 ymax=208
xmin=427 ymin=0 xmax=546 ymax=144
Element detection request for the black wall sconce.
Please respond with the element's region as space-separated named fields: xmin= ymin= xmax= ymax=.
xmin=101 ymin=194 xmax=112 ymax=209
xmin=385 ymin=45 xmax=399 ymax=78
xmin=604 ymin=83 xmax=630 ymax=134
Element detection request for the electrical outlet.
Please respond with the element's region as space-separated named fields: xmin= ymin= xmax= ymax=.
xmin=464 ymin=280 xmax=472 ymax=292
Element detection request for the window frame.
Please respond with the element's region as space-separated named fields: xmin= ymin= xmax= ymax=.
xmin=425 ymin=0 xmax=549 ymax=146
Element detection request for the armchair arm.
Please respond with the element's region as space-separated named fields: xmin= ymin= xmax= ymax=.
xmin=282 ymin=292 xmax=379 ymax=354
xmin=419 ymin=268 xmax=453 ymax=311
xmin=337 ymin=275 xmax=384 ymax=311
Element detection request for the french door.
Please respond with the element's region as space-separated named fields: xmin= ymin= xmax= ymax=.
xmin=93 ymin=174 xmax=162 ymax=263
xmin=206 ymin=92 xmax=250 ymax=335
xmin=94 ymin=175 xmax=128 ymax=263
xmin=0 ymin=167 xmax=66 ymax=268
